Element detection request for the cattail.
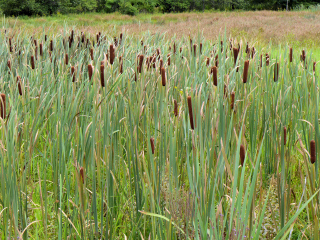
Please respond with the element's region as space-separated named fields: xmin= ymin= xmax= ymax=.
xmin=212 ymin=66 xmax=218 ymax=86
xmin=138 ymin=55 xmax=144 ymax=73
xmin=240 ymin=144 xmax=245 ymax=166
xmin=90 ymin=48 xmax=94 ymax=61
xmin=283 ymin=126 xmax=287 ymax=145
xmin=274 ymin=62 xmax=279 ymax=82
xmin=190 ymin=38 xmax=193 ymax=51
xmin=245 ymin=42 xmax=249 ymax=53
xmin=220 ymin=40 xmax=223 ymax=52
xmin=230 ymin=92 xmax=235 ymax=110
xmin=109 ymin=44 xmax=115 ymax=65
xmin=40 ymin=43 xmax=43 ymax=57
xmin=251 ymin=47 xmax=255 ymax=58
xmin=150 ymin=137 xmax=155 ymax=154
xmin=50 ymin=40 xmax=53 ymax=52
xmin=9 ymin=38 xmax=12 ymax=52
xmin=79 ymin=167 xmax=84 ymax=184
xmin=174 ymin=99 xmax=178 ymax=117
xmin=88 ymin=64 xmax=93 ymax=81
xmin=233 ymin=47 xmax=238 ymax=65
xmin=141 ymin=40 xmax=144 ymax=46
xmin=243 ymin=60 xmax=249 ymax=83
xmin=100 ymin=65 xmax=105 ymax=87
xmin=119 ymin=56 xmax=123 ymax=74
xmin=193 ymin=44 xmax=197 ymax=57
xmin=65 ymin=53 xmax=69 ymax=65
xmin=167 ymin=54 xmax=171 ymax=66
xmin=159 ymin=59 xmax=163 ymax=74
xmin=180 ymin=47 xmax=183 ymax=53
xmin=206 ymin=57 xmax=210 ymax=66
xmin=7 ymin=60 xmax=11 ymax=72
xmin=200 ymin=43 xmax=202 ymax=54
xmin=49 ymin=51 xmax=52 ymax=62
xmin=266 ymin=54 xmax=269 ymax=66
xmin=260 ymin=54 xmax=262 ymax=68
xmin=161 ymin=67 xmax=166 ymax=86
xmin=310 ymin=140 xmax=316 ymax=164
xmin=71 ymin=66 xmax=75 ymax=82
xmin=0 ymin=94 xmax=6 ymax=119
xmin=35 ymin=46 xmax=38 ymax=60
xmin=114 ymin=37 xmax=118 ymax=47
xmin=224 ymin=84 xmax=228 ymax=98
xmin=215 ymin=54 xmax=219 ymax=67
xmin=31 ymin=55 xmax=35 ymax=69
xmin=17 ymin=76 xmax=22 ymax=96
xmin=173 ymin=42 xmax=176 ymax=54
xmin=69 ymin=37 xmax=72 ymax=48
xmin=289 ymin=47 xmax=293 ymax=63
xmin=45 ymin=35 xmax=47 ymax=42
xmin=119 ymin=33 xmax=123 ymax=45
xmin=152 ymin=55 xmax=156 ymax=68
xmin=313 ymin=62 xmax=316 ymax=72
xmin=187 ymin=96 xmax=194 ymax=130
xmin=302 ymin=50 xmax=306 ymax=62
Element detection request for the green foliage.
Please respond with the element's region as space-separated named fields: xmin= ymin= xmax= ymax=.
xmin=119 ymin=1 xmax=138 ymax=15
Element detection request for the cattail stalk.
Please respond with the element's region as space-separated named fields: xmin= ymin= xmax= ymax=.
xmin=187 ymin=96 xmax=194 ymax=130
xmin=274 ymin=62 xmax=279 ymax=82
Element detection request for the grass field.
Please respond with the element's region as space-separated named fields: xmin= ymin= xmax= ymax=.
xmin=1 ymin=11 xmax=320 ymax=239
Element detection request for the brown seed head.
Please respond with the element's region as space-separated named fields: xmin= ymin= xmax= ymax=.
xmin=0 ymin=93 xmax=6 ymax=119
xmin=230 ymin=92 xmax=235 ymax=110
xmin=17 ymin=76 xmax=22 ymax=96
xmin=174 ymin=99 xmax=178 ymax=117
xmin=40 ymin=43 xmax=43 ymax=57
xmin=71 ymin=66 xmax=75 ymax=82
xmin=187 ymin=96 xmax=194 ymax=130
xmin=138 ymin=55 xmax=144 ymax=73
xmin=310 ymin=140 xmax=316 ymax=164
xmin=65 ymin=53 xmax=69 ymax=65
xmin=212 ymin=66 xmax=218 ymax=86
xmin=88 ymin=64 xmax=93 ymax=81
xmin=243 ymin=60 xmax=249 ymax=83
xmin=289 ymin=48 xmax=293 ymax=63
xmin=240 ymin=144 xmax=245 ymax=166
xmin=233 ymin=47 xmax=238 ymax=65
xmin=110 ymin=44 xmax=115 ymax=65
xmin=79 ymin=167 xmax=84 ymax=184
xmin=274 ymin=62 xmax=279 ymax=82
xmin=150 ymin=138 xmax=155 ymax=154
xmin=31 ymin=56 xmax=35 ymax=69
xmin=283 ymin=126 xmax=287 ymax=145
xmin=90 ymin=48 xmax=94 ymax=61
xmin=161 ymin=67 xmax=166 ymax=86
xmin=100 ymin=65 xmax=105 ymax=87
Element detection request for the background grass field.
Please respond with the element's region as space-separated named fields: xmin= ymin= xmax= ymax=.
xmin=1 ymin=11 xmax=320 ymax=239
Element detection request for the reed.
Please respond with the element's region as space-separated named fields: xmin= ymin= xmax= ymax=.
xmin=31 ymin=55 xmax=35 ymax=69
xmin=17 ymin=76 xmax=22 ymax=96
xmin=90 ymin=48 xmax=94 ymax=61
xmin=7 ymin=60 xmax=11 ymax=72
xmin=138 ymin=55 xmax=144 ymax=73
xmin=284 ymin=127 xmax=287 ymax=145
xmin=50 ymin=40 xmax=53 ymax=52
xmin=174 ymin=99 xmax=178 ymax=117
xmin=65 ymin=53 xmax=69 ymax=65
xmin=40 ymin=43 xmax=43 ymax=57
xmin=212 ymin=66 xmax=218 ymax=86
xmin=110 ymin=44 xmax=115 ymax=65
xmin=233 ymin=47 xmax=238 ymax=65
xmin=289 ymin=48 xmax=293 ymax=63
xmin=230 ymin=91 xmax=235 ymax=110
xmin=274 ymin=62 xmax=279 ymax=82
xmin=80 ymin=167 xmax=84 ymax=184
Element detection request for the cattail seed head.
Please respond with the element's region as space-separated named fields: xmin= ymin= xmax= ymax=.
xmin=79 ymin=167 xmax=84 ymax=184
xmin=206 ymin=57 xmax=210 ymax=66
xmin=215 ymin=54 xmax=219 ymax=67
xmin=240 ymin=144 xmax=245 ymax=166
xmin=88 ymin=64 xmax=93 ymax=81
xmin=7 ymin=60 xmax=11 ymax=72
xmin=313 ymin=62 xmax=316 ymax=72
xmin=266 ymin=54 xmax=269 ymax=66
xmin=167 ymin=54 xmax=171 ymax=66
xmin=0 ymin=94 xmax=6 ymax=119
xmin=150 ymin=137 xmax=155 ymax=154
xmin=31 ymin=55 xmax=35 ymax=69
xmin=243 ymin=60 xmax=249 ymax=83
xmin=193 ymin=44 xmax=197 ymax=57
xmin=274 ymin=62 xmax=279 ymax=82
xmin=110 ymin=44 xmax=115 ymax=65
xmin=17 ymin=76 xmax=22 ymax=96
xmin=284 ymin=126 xmax=287 ymax=145
xmin=310 ymin=140 xmax=316 ymax=164
xmin=200 ymin=43 xmax=203 ymax=54
xmin=161 ymin=67 xmax=166 ymax=86
xmin=65 ymin=53 xmax=69 ymax=65
xmin=187 ymin=96 xmax=194 ymax=130
xmin=173 ymin=42 xmax=176 ymax=54
xmin=40 ymin=43 xmax=43 ymax=57
xmin=233 ymin=47 xmax=238 ymax=65
xmin=71 ymin=66 xmax=75 ymax=82
xmin=174 ymin=99 xmax=178 ymax=117
xmin=50 ymin=40 xmax=53 ymax=52
xmin=119 ymin=33 xmax=123 ymax=45
xmin=119 ymin=56 xmax=123 ymax=74
xmin=212 ymin=66 xmax=218 ymax=86
xmin=159 ymin=59 xmax=163 ymax=74
xmin=100 ymin=65 xmax=105 ymax=87
xmin=230 ymin=92 xmax=235 ymax=110
xmin=90 ymin=48 xmax=94 ymax=61
xmin=289 ymin=48 xmax=293 ymax=63
xmin=138 ymin=55 xmax=144 ymax=73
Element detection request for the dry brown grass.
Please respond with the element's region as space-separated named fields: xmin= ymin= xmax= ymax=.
xmin=5 ymin=10 xmax=320 ymax=45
